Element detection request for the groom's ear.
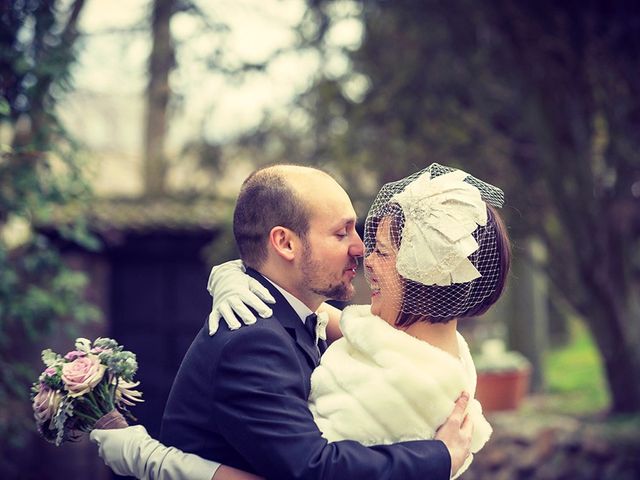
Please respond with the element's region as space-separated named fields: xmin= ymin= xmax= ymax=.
xmin=269 ymin=226 xmax=300 ymax=261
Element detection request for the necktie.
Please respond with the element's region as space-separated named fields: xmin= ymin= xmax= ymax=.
xmin=305 ymin=313 xmax=318 ymax=343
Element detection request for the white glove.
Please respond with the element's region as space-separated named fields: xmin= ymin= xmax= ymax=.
xmin=207 ymin=259 xmax=275 ymax=335
xmin=90 ymin=425 xmax=219 ymax=480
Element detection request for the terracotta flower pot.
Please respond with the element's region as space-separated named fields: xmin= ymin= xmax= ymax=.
xmin=475 ymin=367 xmax=531 ymax=413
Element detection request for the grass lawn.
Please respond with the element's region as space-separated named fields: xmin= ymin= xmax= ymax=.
xmin=531 ymin=318 xmax=610 ymax=415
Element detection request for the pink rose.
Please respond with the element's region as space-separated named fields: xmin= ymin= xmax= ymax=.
xmin=43 ymin=366 xmax=57 ymax=377
xmin=64 ymin=350 xmax=87 ymax=361
xmin=32 ymin=385 xmax=62 ymax=424
xmin=61 ymin=355 xmax=106 ymax=397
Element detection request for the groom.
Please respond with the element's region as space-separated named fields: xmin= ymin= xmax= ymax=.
xmin=161 ymin=165 xmax=471 ymax=479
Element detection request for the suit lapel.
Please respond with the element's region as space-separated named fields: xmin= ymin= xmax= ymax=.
xmin=246 ymin=268 xmax=320 ymax=369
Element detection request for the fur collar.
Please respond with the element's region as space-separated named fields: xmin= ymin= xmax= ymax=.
xmin=309 ymin=305 xmax=492 ymax=478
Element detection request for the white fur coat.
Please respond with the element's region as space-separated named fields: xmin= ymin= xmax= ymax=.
xmin=308 ymin=305 xmax=492 ymax=478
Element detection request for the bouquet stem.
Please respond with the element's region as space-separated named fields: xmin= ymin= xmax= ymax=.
xmin=94 ymin=409 xmax=129 ymax=430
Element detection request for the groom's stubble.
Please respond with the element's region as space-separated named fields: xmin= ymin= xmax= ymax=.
xmin=299 ymin=236 xmax=357 ymax=302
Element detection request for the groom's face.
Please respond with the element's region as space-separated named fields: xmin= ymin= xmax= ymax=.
xmin=297 ymin=182 xmax=364 ymax=302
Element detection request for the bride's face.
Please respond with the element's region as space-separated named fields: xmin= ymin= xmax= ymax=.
xmin=365 ymin=217 xmax=403 ymax=325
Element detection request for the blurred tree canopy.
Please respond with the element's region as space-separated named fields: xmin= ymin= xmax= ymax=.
xmin=286 ymin=0 xmax=640 ymax=413
xmin=0 ymin=0 xmax=98 ymax=466
xmin=142 ymin=0 xmax=307 ymax=196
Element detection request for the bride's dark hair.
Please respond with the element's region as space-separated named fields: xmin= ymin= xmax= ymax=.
xmin=380 ymin=203 xmax=511 ymax=326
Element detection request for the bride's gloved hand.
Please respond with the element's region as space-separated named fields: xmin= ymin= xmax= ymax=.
xmin=207 ymin=259 xmax=275 ymax=335
xmin=89 ymin=425 xmax=220 ymax=480
xmin=90 ymin=425 xmax=219 ymax=480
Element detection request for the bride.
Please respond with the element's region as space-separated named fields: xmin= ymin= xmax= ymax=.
xmin=91 ymin=163 xmax=510 ymax=480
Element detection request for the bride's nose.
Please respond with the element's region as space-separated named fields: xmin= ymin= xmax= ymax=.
xmin=364 ymin=255 xmax=373 ymax=272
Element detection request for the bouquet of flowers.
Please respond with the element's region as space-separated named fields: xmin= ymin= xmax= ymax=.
xmin=31 ymin=337 xmax=143 ymax=445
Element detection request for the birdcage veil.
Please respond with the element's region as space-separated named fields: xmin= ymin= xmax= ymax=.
xmin=364 ymin=163 xmax=505 ymax=320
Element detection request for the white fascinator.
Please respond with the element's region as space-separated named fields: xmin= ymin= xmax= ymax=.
xmin=364 ymin=163 xmax=505 ymax=319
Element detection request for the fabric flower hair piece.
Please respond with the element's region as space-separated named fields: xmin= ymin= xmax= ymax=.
xmin=391 ymin=169 xmax=491 ymax=286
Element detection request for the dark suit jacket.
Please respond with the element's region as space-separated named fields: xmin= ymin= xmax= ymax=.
xmin=161 ymin=268 xmax=451 ymax=479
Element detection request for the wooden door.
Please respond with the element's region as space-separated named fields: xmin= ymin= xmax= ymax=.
xmin=109 ymin=234 xmax=212 ymax=438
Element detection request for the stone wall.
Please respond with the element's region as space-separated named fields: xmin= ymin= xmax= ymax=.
xmin=463 ymin=412 xmax=640 ymax=480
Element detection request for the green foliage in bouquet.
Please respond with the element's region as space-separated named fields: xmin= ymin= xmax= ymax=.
xmin=31 ymin=338 xmax=143 ymax=446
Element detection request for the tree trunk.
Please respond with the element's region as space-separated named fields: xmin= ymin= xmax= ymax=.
xmin=581 ymin=288 xmax=640 ymax=413
xmin=143 ymin=0 xmax=176 ymax=197
xmin=577 ymin=238 xmax=640 ymax=413
xmin=507 ymin=238 xmax=548 ymax=393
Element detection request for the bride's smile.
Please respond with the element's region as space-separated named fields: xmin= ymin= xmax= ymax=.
xmin=365 ymin=217 xmax=403 ymax=324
